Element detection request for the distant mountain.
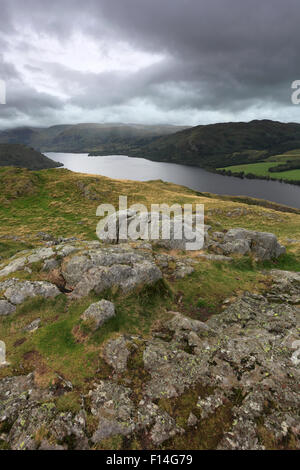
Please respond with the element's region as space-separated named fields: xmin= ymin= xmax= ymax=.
xmin=127 ymin=120 xmax=300 ymax=169
xmin=0 ymin=123 xmax=189 ymax=153
xmin=0 ymin=144 xmax=63 ymax=170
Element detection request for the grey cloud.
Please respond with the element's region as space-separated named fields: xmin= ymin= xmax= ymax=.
xmin=0 ymin=0 xmax=300 ymax=128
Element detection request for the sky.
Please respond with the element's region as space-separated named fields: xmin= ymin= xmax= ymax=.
xmin=0 ymin=0 xmax=300 ymax=129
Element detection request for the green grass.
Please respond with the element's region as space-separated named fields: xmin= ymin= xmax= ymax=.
xmin=219 ymin=161 xmax=300 ymax=181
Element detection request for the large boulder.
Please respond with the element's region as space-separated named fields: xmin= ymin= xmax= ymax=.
xmin=61 ymin=245 xmax=162 ymax=298
xmin=215 ymin=228 xmax=286 ymax=260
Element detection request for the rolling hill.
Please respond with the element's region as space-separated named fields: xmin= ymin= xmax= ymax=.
xmin=0 ymin=123 xmax=189 ymax=153
xmin=127 ymin=120 xmax=300 ymax=169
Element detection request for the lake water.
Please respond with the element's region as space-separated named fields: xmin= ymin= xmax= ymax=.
xmin=46 ymin=152 xmax=300 ymax=209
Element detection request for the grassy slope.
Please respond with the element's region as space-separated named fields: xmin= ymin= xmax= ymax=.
xmin=0 ymin=167 xmax=299 ymax=449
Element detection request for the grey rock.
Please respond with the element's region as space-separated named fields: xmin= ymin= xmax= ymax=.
xmin=61 ymin=245 xmax=162 ymax=299
xmin=221 ymin=228 xmax=286 ymax=260
xmin=4 ymin=280 xmax=60 ymax=305
xmin=103 ymin=335 xmax=130 ymax=373
xmin=150 ymin=411 xmax=184 ymax=445
xmin=42 ymin=258 xmax=59 ymax=272
xmin=0 ymin=257 xmax=27 ymax=278
xmin=81 ymin=300 xmax=115 ymax=331
xmin=23 ymin=318 xmax=41 ymax=332
xmin=187 ymin=412 xmax=198 ymax=427
xmin=0 ymin=340 xmax=7 ymax=366
xmin=27 ymin=247 xmax=55 ymax=264
xmin=0 ymin=300 xmax=16 ymax=316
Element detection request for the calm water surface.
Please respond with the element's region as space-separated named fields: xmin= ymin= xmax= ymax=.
xmin=46 ymin=153 xmax=300 ymax=209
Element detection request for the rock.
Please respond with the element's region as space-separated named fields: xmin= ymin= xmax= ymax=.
xmin=27 ymin=247 xmax=55 ymax=264
xmin=42 ymin=258 xmax=60 ymax=272
xmin=174 ymin=262 xmax=194 ymax=279
xmin=143 ymin=339 xmax=207 ymax=399
xmin=103 ymin=335 xmax=130 ymax=373
xmin=56 ymin=244 xmax=78 ymax=257
xmin=61 ymin=245 xmax=162 ymax=299
xmin=81 ymin=300 xmax=115 ymax=331
xmin=89 ymin=380 xmax=182 ymax=446
xmin=89 ymin=380 xmax=136 ymax=443
xmin=0 ymin=257 xmax=27 ymax=278
xmin=187 ymin=412 xmax=198 ymax=427
xmin=167 ymin=311 xmax=215 ymax=336
xmin=0 ymin=341 xmax=7 ymax=366
xmin=0 ymin=300 xmax=16 ymax=316
xmin=23 ymin=318 xmax=41 ymax=333
xmin=219 ymin=228 xmax=286 ymax=260
xmin=4 ymin=280 xmax=60 ymax=305
xmin=196 ymin=391 xmax=225 ymax=419
xmin=150 ymin=411 xmax=183 ymax=445
xmin=220 ymin=239 xmax=251 ymax=256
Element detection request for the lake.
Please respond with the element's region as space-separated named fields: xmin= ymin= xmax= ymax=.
xmin=46 ymin=152 xmax=300 ymax=209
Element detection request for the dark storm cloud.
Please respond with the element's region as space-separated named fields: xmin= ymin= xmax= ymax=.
xmin=0 ymin=0 xmax=300 ymax=128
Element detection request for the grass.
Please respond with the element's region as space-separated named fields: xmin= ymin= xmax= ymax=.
xmin=219 ymin=160 xmax=300 ymax=181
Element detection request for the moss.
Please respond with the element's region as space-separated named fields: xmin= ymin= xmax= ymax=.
xmin=93 ymin=434 xmax=124 ymax=450
xmin=163 ymin=403 xmax=233 ymax=450
xmin=55 ymin=391 xmax=81 ymax=414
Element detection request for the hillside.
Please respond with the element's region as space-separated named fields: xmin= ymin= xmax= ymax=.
xmin=0 ymin=144 xmax=63 ymax=170
xmin=0 ymin=167 xmax=299 ymax=450
xmin=127 ymin=120 xmax=300 ymax=170
xmin=0 ymin=123 xmax=189 ymax=153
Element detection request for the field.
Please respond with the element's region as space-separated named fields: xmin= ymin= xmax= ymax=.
xmin=219 ymin=150 xmax=300 ymax=182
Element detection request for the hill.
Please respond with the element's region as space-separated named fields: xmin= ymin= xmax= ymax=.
xmin=0 ymin=144 xmax=63 ymax=170
xmin=127 ymin=120 xmax=300 ymax=170
xmin=0 ymin=123 xmax=189 ymax=153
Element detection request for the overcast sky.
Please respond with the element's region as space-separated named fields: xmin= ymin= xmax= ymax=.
xmin=0 ymin=0 xmax=300 ymax=129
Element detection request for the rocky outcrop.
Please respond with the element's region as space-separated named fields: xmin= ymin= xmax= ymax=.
xmin=208 ymin=228 xmax=286 ymax=260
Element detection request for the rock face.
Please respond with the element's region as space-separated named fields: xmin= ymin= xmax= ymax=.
xmin=208 ymin=228 xmax=286 ymax=260
xmin=81 ymin=300 xmax=115 ymax=331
